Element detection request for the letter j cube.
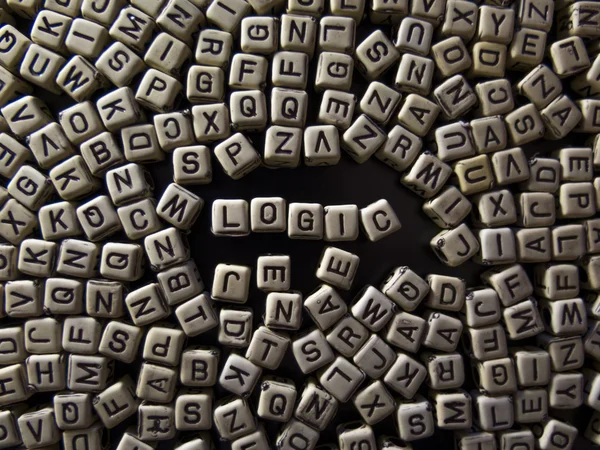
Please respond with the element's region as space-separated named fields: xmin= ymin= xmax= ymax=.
xmin=212 ymin=263 xmax=251 ymax=303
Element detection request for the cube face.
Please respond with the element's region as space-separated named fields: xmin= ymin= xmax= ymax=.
xmin=99 ymin=321 xmax=143 ymax=363
xmin=342 ymin=114 xmax=386 ymax=164
xmin=218 ymin=307 xmax=253 ymax=348
xmin=355 ymin=30 xmax=399 ymax=80
xmin=423 ymin=352 xmax=465 ymax=390
xmin=257 ymin=255 xmax=291 ymax=292
xmin=157 ymin=183 xmax=204 ymax=231
xmin=18 ymin=407 xmax=60 ymax=448
xmin=430 ymin=224 xmax=480 ymax=267
xmin=246 ymin=326 xmax=290 ymax=369
xmin=396 ymin=396 xmax=434 ymax=441
xmin=136 ymin=363 xmax=177 ymax=403
xmin=126 ymin=289 xmax=170 ymax=328
xmin=353 ymin=335 xmax=395 ymax=379
xmin=354 ymin=381 xmax=395 ymax=425
xmin=251 ymin=197 xmax=287 ymax=232
xmin=304 ymin=125 xmax=341 ymax=166
xmin=431 ymin=390 xmax=472 ymax=430
xmin=265 ymin=292 xmax=302 ymax=330
xmin=360 ymin=199 xmax=401 ymax=242
xmin=180 ymin=347 xmax=220 ymax=387
xmin=422 ymin=187 xmax=471 ymax=229
xmin=57 ymin=56 xmax=104 ymax=102
xmin=138 ymin=403 xmax=176 ymax=441
xmin=219 ymin=354 xmax=261 ymax=397
xmin=395 ymin=17 xmax=433 ymax=55
xmin=432 ymin=37 xmax=471 ymax=77
xmin=295 ymin=381 xmax=337 ymax=429
xmin=214 ymin=133 xmax=261 ymax=180
xmin=20 ymin=45 xmax=66 ymax=95
xmin=292 ymin=328 xmax=334 ymax=374
xmin=304 ymin=284 xmax=347 ymax=330
xmin=8 ymin=165 xmax=53 ymax=211
xmin=548 ymin=372 xmax=583 ymax=409
xmin=327 ymin=315 xmax=369 ymax=358
xmin=316 ymin=246 xmax=360 ymax=290
xmin=271 ymin=89 xmax=308 ymax=128
xmin=191 ymin=104 xmax=231 ymax=143
xmin=264 ymin=126 xmax=303 ymax=168
xmin=135 ymin=69 xmax=183 ymax=113
xmin=383 ymin=353 xmax=426 ymax=399
xmin=145 ymin=33 xmax=191 ymax=77
xmin=288 ymin=203 xmax=324 ymax=240
xmin=175 ymin=294 xmax=218 ymax=337
xmin=395 ymin=54 xmax=434 ymax=96
xmin=96 ymin=42 xmax=145 ymax=88
xmin=241 ymin=17 xmax=278 ymax=54
xmin=230 ymin=90 xmax=268 ymax=132
xmin=319 ymin=356 xmax=365 ymax=402
xmin=318 ymin=90 xmax=356 ymax=130
xmin=360 ymin=82 xmax=401 ymax=125
xmin=175 ymin=391 xmax=213 ymax=431
xmin=476 ymin=80 xmax=514 ymax=119
xmin=385 ymin=311 xmax=425 ymax=353
xmin=351 ymin=286 xmax=394 ymax=332
xmin=257 ymin=378 xmax=296 ymax=422
xmin=212 ymin=264 xmax=251 ymax=303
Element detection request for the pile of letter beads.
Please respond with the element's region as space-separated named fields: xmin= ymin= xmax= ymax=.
xmin=2 ymin=0 xmax=600 ymax=449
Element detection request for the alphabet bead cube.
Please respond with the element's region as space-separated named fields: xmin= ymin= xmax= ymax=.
xmin=219 ymin=353 xmax=261 ymax=397
xmin=18 ymin=407 xmax=60 ymax=448
xmin=92 ymin=376 xmax=138 ymax=429
xmin=507 ymin=28 xmax=547 ymax=71
xmin=135 ymin=69 xmax=182 ymax=113
xmin=355 ymin=30 xmax=399 ymax=80
xmin=2 ymin=96 xmax=53 ymax=138
xmin=175 ymin=293 xmax=218 ymax=336
xmin=99 ymin=320 xmax=143 ymax=362
xmin=431 ymin=223 xmax=480 ymax=267
xmin=304 ymin=284 xmax=347 ymax=330
xmin=319 ymin=356 xmax=365 ymax=402
xmin=304 ymin=125 xmax=341 ymax=166
xmin=109 ymin=7 xmax=156 ymax=53
xmin=212 ymin=263 xmax=251 ymax=303
xmin=383 ymin=352 xmax=426 ymax=398
xmin=318 ymin=90 xmax=356 ymax=130
xmin=315 ymin=52 xmax=354 ymax=92
xmin=219 ymin=307 xmax=253 ymax=347
xmin=327 ymin=314 xmax=369 ymax=357
xmin=292 ymin=328 xmax=335 ymax=373
xmin=317 ymin=246 xmax=359 ymax=290
xmin=247 ymin=326 xmax=290 ymax=369
xmin=280 ymin=14 xmax=317 ymax=56
xmin=126 ymin=283 xmax=170 ymax=326
xmin=318 ymin=16 xmax=355 ymax=53
xmin=57 ymin=55 xmax=105 ymax=102
xmin=214 ymin=133 xmax=261 ymax=180
xmin=395 ymin=17 xmax=433 ymax=55
xmin=342 ymin=114 xmax=386 ymax=164
xmin=175 ymin=388 xmax=213 ymax=431
xmin=0 ymin=199 xmax=38 ymax=245
xmin=65 ymin=18 xmax=109 ymax=59
xmin=551 ymin=36 xmax=590 ymax=77
xmin=207 ymin=0 xmax=251 ymax=32
xmin=96 ymin=42 xmax=146 ymax=88
xmin=353 ymin=334 xmax=395 ymax=378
